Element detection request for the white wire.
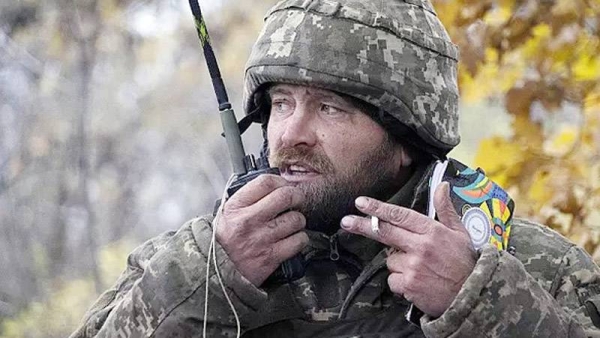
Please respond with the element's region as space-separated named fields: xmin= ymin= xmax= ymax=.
xmin=203 ymin=234 xmax=215 ymax=338
xmin=203 ymin=175 xmax=241 ymax=338
xmin=211 ymin=210 xmax=241 ymax=337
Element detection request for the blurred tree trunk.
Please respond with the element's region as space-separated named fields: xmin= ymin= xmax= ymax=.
xmin=67 ymin=0 xmax=103 ymax=293
xmin=0 ymin=31 xmax=41 ymax=311
xmin=108 ymin=35 xmax=140 ymax=243
xmin=49 ymin=170 xmax=68 ymax=279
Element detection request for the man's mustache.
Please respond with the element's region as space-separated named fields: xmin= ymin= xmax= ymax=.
xmin=270 ymin=146 xmax=334 ymax=174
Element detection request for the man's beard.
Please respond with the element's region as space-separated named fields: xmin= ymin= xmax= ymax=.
xmin=270 ymin=138 xmax=401 ymax=235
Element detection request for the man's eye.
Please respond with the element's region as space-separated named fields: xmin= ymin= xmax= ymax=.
xmin=320 ymin=104 xmax=344 ymax=116
xmin=272 ymin=100 xmax=292 ymax=113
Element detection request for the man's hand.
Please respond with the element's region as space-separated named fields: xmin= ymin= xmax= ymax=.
xmin=341 ymin=182 xmax=477 ymax=318
xmin=216 ymin=174 xmax=309 ymax=286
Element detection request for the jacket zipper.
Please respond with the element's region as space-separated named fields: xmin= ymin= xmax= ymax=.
xmin=329 ymin=234 xmax=340 ymax=261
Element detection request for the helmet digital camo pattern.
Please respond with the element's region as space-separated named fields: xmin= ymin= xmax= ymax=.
xmin=243 ymin=0 xmax=460 ymax=156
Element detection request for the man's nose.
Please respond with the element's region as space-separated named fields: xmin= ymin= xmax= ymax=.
xmin=280 ymin=104 xmax=317 ymax=148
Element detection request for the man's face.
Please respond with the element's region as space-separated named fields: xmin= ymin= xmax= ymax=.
xmin=267 ymin=84 xmax=407 ymax=234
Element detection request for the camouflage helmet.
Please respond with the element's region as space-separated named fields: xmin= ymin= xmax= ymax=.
xmin=242 ymin=0 xmax=460 ymax=157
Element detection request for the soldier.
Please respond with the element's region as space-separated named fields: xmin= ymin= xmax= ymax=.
xmin=71 ymin=0 xmax=600 ymax=337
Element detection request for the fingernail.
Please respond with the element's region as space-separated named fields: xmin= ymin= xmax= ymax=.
xmin=355 ymin=197 xmax=368 ymax=209
xmin=341 ymin=216 xmax=355 ymax=229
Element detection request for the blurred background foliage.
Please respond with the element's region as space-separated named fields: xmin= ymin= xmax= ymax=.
xmin=0 ymin=0 xmax=598 ymax=336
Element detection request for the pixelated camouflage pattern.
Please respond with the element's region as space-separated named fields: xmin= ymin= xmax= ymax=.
xmin=243 ymin=0 xmax=460 ymax=154
xmin=71 ymin=213 xmax=600 ymax=337
xmin=422 ymin=218 xmax=600 ymax=338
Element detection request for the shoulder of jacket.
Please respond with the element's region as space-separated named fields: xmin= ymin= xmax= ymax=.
xmin=509 ymin=217 xmax=574 ymax=256
xmin=508 ymin=217 xmax=579 ymax=291
xmin=128 ymin=216 xmax=212 ymax=269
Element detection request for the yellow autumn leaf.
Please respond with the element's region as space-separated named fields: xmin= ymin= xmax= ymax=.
xmin=585 ymin=92 xmax=600 ymax=112
xmin=544 ymin=126 xmax=579 ymax=157
xmin=483 ymin=5 xmax=512 ymax=27
xmin=549 ymin=44 xmax=574 ymax=69
xmin=498 ymin=52 xmax=527 ymax=92
xmin=528 ymin=170 xmax=552 ymax=206
xmin=431 ymin=0 xmax=460 ymax=31
xmin=522 ymin=24 xmax=552 ymax=58
xmin=459 ymin=70 xmax=485 ymax=103
xmin=573 ymin=53 xmax=600 ymax=82
xmin=552 ymin=0 xmax=583 ymax=16
xmin=460 ymin=48 xmax=502 ymax=102
xmin=532 ymin=23 xmax=552 ymax=39
xmin=474 ymin=136 xmax=524 ymax=186
xmin=485 ymin=47 xmax=499 ymax=63
xmin=513 ymin=115 xmax=544 ymax=146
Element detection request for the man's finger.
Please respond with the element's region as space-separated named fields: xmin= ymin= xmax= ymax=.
xmin=387 ymin=272 xmax=405 ymax=297
xmin=354 ymin=197 xmax=428 ymax=234
xmin=386 ymin=250 xmax=407 ymax=273
xmin=272 ymin=231 xmax=309 ymax=263
xmin=227 ymin=174 xmax=290 ymax=209
xmin=433 ymin=182 xmax=463 ymax=230
xmin=246 ymin=186 xmax=305 ymax=222
xmin=268 ymin=211 xmax=306 ymax=241
xmin=341 ymin=215 xmax=417 ymax=251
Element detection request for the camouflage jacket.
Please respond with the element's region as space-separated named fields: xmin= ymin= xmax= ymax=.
xmin=70 ymin=215 xmax=600 ymax=338
xmin=71 ymin=163 xmax=600 ymax=338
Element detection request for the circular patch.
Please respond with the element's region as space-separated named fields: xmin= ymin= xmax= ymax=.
xmin=494 ymin=224 xmax=503 ymax=236
xmin=462 ymin=207 xmax=491 ymax=249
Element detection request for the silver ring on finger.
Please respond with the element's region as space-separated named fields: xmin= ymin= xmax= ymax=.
xmin=371 ymin=216 xmax=380 ymax=236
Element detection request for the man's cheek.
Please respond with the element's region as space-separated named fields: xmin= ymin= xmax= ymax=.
xmin=268 ymin=145 xmax=281 ymax=166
